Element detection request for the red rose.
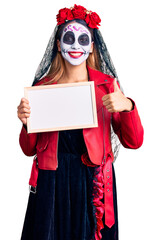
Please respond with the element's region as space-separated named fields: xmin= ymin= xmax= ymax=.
xmin=85 ymin=12 xmax=101 ymax=29
xmin=56 ymin=8 xmax=73 ymax=25
xmin=56 ymin=5 xmax=101 ymax=29
xmin=72 ymin=4 xmax=87 ymax=20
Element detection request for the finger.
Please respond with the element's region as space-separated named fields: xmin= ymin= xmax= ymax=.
xmin=103 ymin=101 xmax=112 ymax=109
xmin=18 ymin=103 xmax=31 ymax=111
xmin=102 ymin=96 xmax=114 ymax=105
xmin=21 ymin=97 xmax=29 ymax=104
xmin=18 ymin=107 xmax=31 ymax=114
xmin=105 ymin=102 xmax=117 ymax=112
xmin=113 ymin=78 xmax=120 ymax=92
xmin=18 ymin=112 xmax=30 ymax=119
xmin=107 ymin=108 xmax=115 ymax=113
xmin=107 ymin=107 xmax=118 ymax=113
xmin=18 ymin=102 xmax=31 ymax=111
xmin=102 ymin=94 xmax=110 ymax=101
xmin=18 ymin=98 xmax=29 ymax=107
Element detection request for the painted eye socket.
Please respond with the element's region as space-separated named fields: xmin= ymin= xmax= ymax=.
xmin=63 ymin=31 xmax=75 ymax=45
xmin=78 ymin=34 xmax=90 ymax=46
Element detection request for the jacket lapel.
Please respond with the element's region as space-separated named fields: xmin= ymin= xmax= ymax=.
xmin=87 ymin=66 xmax=115 ymax=111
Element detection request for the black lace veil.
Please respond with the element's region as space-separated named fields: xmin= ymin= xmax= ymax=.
xmin=32 ymin=21 xmax=123 ymax=161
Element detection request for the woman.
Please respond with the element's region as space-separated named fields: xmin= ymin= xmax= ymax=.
xmin=17 ymin=5 xmax=144 ymax=240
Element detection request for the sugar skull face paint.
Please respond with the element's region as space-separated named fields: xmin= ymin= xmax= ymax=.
xmin=60 ymin=23 xmax=92 ymax=66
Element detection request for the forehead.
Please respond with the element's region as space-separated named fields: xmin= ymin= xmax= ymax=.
xmin=63 ymin=23 xmax=90 ymax=35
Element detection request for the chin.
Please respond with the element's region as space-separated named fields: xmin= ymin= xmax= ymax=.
xmin=65 ymin=57 xmax=89 ymax=66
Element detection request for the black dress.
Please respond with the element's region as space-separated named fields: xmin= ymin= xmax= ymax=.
xmin=21 ymin=129 xmax=118 ymax=240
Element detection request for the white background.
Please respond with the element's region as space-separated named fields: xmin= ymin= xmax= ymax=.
xmin=0 ymin=0 xmax=161 ymax=239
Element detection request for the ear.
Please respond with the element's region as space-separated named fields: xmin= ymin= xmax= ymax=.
xmin=57 ymin=39 xmax=61 ymax=52
xmin=89 ymin=41 xmax=94 ymax=53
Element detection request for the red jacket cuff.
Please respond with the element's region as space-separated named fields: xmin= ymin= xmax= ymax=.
xmin=19 ymin=125 xmax=37 ymax=156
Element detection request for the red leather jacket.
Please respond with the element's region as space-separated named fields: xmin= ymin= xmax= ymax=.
xmin=19 ymin=66 xmax=144 ymax=228
xmin=19 ymin=66 xmax=143 ymax=169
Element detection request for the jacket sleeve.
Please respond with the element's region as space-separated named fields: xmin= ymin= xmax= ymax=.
xmin=19 ymin=125 xmax=37 ymax=156
xmin=18 ymin=78 xmax=47 ymax=156
xmin=112 ymin=98 xmax=144 ymax=149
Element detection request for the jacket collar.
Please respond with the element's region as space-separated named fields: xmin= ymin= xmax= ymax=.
xmin=87 ymin=65 xmax=114 ymax=86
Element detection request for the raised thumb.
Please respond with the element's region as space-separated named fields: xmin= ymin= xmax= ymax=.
xmin=113 ymin=78 xmax=120 ymax=92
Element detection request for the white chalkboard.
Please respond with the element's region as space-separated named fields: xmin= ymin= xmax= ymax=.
xmin=24 ymin=81 xmax=98 ymax=133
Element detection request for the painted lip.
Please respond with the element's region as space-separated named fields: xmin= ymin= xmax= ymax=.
xmin=68 ymin=51 xmax=84 ymax=59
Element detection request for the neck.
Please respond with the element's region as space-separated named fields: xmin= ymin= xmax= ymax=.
xmin=63 ymin=60 xmax=88 ymax=83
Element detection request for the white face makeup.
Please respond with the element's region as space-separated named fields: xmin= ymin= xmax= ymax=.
xmin=60 ymin=22 xmax=92 ymax=66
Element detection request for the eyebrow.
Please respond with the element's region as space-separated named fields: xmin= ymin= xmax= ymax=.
xmin=64 ymin=25 xmax=89 ymax=35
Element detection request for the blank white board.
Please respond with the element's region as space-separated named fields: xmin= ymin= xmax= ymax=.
xmin=24 ymin=81 xmax=98 ymax=133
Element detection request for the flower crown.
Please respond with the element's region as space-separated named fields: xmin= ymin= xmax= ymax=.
xmin=56 ymin=4 xmax=101 ymax=29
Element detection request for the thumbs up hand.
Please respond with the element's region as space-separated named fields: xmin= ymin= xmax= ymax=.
xmin=102 ymin=78 xmax=133 ymax=113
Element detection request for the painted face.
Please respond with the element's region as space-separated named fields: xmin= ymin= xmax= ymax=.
xmin=60 ymin=22 xmax=92 ymax=66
